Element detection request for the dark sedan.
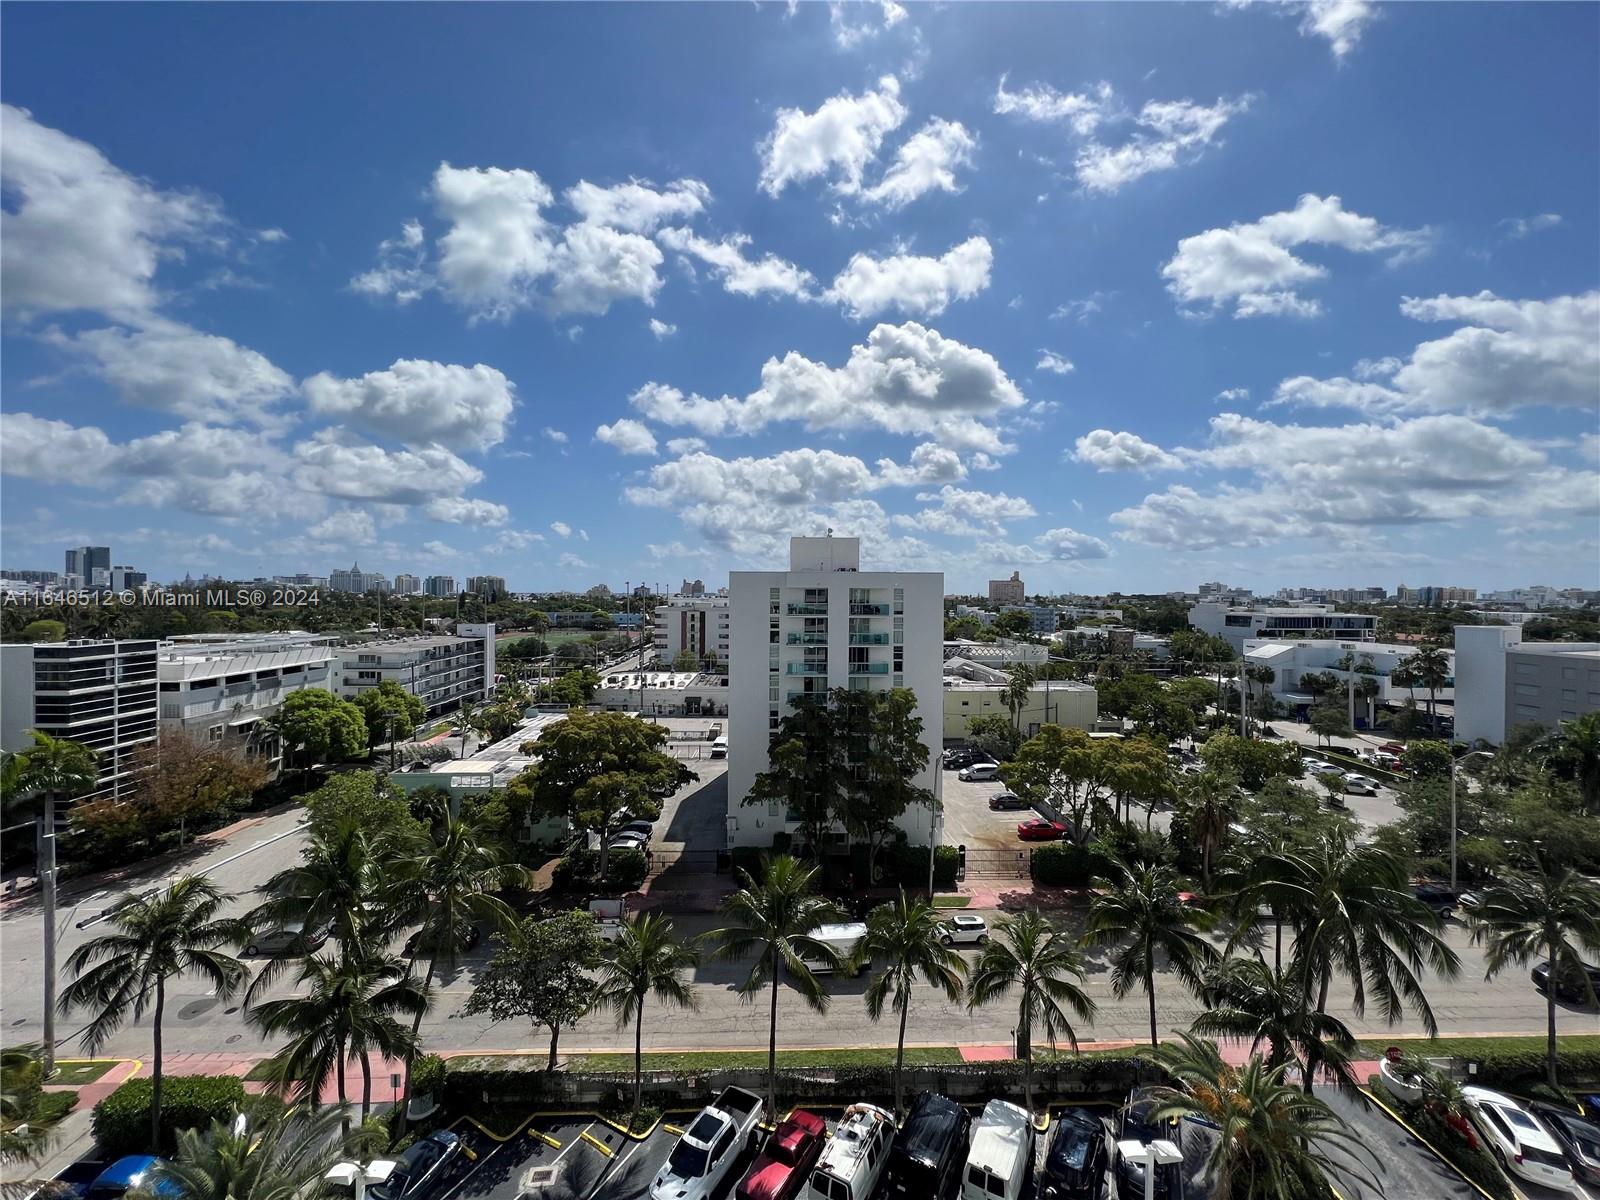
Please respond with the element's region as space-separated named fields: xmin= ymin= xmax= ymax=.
xmin=1531 ymin=958 xmax=1600 ymax=1005
xmin=368 ymin=1131 xmax=461 ymax=1200
xmin=1530 ymin=1102 xmax=1600 ymax=1185
xmin=988 ymin=791 xmax=1028 ymax=811
xmin=1040 ymin=1107 xmax=1109 ymax=1199
xmin=1117 ymin=1088 xmax=1183 ymax=1200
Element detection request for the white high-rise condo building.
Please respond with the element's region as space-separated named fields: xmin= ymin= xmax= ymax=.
xmin=727 ymin=536 xmax=941 ymax=851
xmin=393 ymin=574 xmax=422 ymax=595
xmin=424 ymin=575 xmax=457 ymax=598
xmin=653 ymin=595 xmax=731 ymax=667
xmin=332 ymin=623 xmax=495 ymax=717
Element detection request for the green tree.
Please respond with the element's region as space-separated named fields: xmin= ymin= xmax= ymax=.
xmin=61 ymin=876 xmax=247 ymax=1150
xmin=146 ymin=1102 xmax=348 ymax=1200
xmin=838 ymin=688 xmax=935 ymax=881
xmin=20 ymin=619 xmax=66 ymax=643
xmin=671 ymin=650 xmax=700 ymax=673
xmin=272 ymin=689 xmax=366 ymax=774
xmin=301 ymin=771 xmax=424 ymax=844
xmin=1308 ymin=704 xmax=1351 ymax=748
xmin=249 ymin=947 xmax=425 ymax=1124
xmin=542 ymin=667 xmax=601 ymax=706
xmin=966 ymin=714 xmax=1023 ymax=763
xmin=1407 ymin=644 xmax=1452 ymax=734
xmin=592 ymin=914 xmax=699 ymax=1123
xmin=854 ymin=891 xmax=967 ymax=1115
xmin=506 ymin=710 xmax=681 ymax=880
xmin=966 ymin=910 xmax=1096 ymax=1114
xmin=1473 ymin=866 xmax=1600 ymax=1087
xmin=1179 ymin=768 xmax=1238 ymax=893
xmin=747 ymin=702 xmax=843 ymax=860
xmin=993 ymin=610 xmax=1034 ymax=639
xmin=1199 ymin=732 xmax=1304 ymax=791
xmin=1403 ymin=740 xmax=1452 ymax=781
xmin=1109 ymin=736 xmax=1178 ymax=829
xmin=1150 ymin=1034 xmax=1378 ymax=1200
xmin=1167 ymin=676 xmax=1221 ymax=717
xmin=352 ymin=680 xmax=425 ymax=761
xmin=1531 ymin=711 xmax=1600 ymax=811
xmin=463 ymin=911 xmax=600 ymax=1070
xmin=1001 ymin=726 xmax=1113 ymax=844
xmin=1086 ymin=862 xmax=1216 ymax=1047
xmin=1002 ymin=665 xmax=1036 ymax=732
xmin=703 ymin=855 xmax=844 ymax=1117
xmin=1191 ymin=958 xmax=1360 ymax=1089
xmin=2 ymin=1044 xmax=70 ymax=1181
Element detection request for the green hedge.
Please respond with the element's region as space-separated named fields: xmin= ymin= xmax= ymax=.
xmin=1030 ymin=842 xmax=1112 ymax=886
xmin=1396 ymin=1098 xmax=1513 ymax=1200
xmin=551 ymin=847 xmax=648 ymax=893
xmin=92 ymin=1074 xmax=247 ymax=1156
xmin=885 ymin=844 xmax=958 ymax=888
xmin=411 ymin=1054 xmax=446 ymax=1097
xmin=1466 ymin=1040 xmax=1600 ymax=1089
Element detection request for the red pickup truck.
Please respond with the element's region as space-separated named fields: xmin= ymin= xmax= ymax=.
xmin=735 ymin=1111 xmax=827 ymax=1200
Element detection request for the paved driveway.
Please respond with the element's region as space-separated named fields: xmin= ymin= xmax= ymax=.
xmin=1314 ymin=1086 xmax=1477 ymax=1199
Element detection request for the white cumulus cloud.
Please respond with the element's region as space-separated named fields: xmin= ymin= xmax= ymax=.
xmin=595 ymin=418 xmax=659 ymax=456
xmin=303 ymin=359 xmax=517 ymax=452
xmin=1072 ymin=429 xmax=1183 ymax=472
xmin=758 ymin=76 xmax=908 ymax=197
xmin=827 ymin=237 xmax=992 ymax=319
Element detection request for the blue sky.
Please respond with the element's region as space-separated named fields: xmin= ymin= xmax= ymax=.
xmin=2 ymin=1 xmax=1596 ymax=594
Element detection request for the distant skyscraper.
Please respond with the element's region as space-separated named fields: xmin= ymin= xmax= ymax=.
xmin=66 ymin=546 xmax=110 ymax=581
xmin=394 ymin=573 xmax=422 ymax=595
xmin=424 ymin=575 xmax=457 ymax=598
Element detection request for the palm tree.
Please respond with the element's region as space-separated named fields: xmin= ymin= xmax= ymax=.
xmin=1473 ymin=866 xmax=1600 ymax=1087
xmin=1085 ymin=862 xmax=1216 ymax=1048
xmin=248 ymin=947 xmax=426 ymax=1124
xmin=60 ymin=875 xmax=247 ymax=1151
xmin=1246 ymin=665 xmax=1277 ymax=736
xmin=966 ymin=910 xmax=1096 ymax=1115
xmin=702 ymin=855 xmax=844 ymax=1118
xmin=9 ymin=731 xmax=99 ymax=1075
xmin=1150 ymin=1033 xmax=1379 ymax=1200
xmin=1181 ymin=769 xmax=1237 ymax=893
xmin=146 ymin=1102 xmax=348 ymax=1200
xmin=1190 ymin=957 xmax=1360 ymax=1089
xmin=1407 ymin=644 xmax=1452 ymax=734
xmin=386 ymin=810 xmax=527 ymax=1131
xmin=1003 ymin=666 xmax=1036 ymax=733
xmin=855 ymin=891 xmax=966 ymax=1116
xmin=592 ymin=914 xmax=699 ymax=1124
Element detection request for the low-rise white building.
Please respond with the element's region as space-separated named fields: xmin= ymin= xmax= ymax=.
xmin=1189 ymin=601 xmax=1378 ymax=654
xmin=332 ymin=623 xmax=495 ymax=717
xmin=593 ymin=670 xmax=730 ymax=716
xmin=1453 ymin=625 xmax=1600 ymax=746
xmin=941 ymin=658 xmax=1096 ymax=740
xmin=1242 ymin=639 xmax=1453 ymax=718
xmin=158 ymin=633 xmax=338 ymax=771
xmin=942 ymin=639 xmax=1048 ymax=668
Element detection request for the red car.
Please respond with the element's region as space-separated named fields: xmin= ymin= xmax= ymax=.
xmin=1017 ymin=817 xmax=1068 ymax=842
xmin=735 ymin=1110 xmax=827 ymax=1200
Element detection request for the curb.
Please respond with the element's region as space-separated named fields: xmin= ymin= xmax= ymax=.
xmin=1357 ymin=1085 xmax=1502 ymax=1200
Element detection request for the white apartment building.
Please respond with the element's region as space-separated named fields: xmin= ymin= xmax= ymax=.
xmin=652 ymin=595 xmax=732 ymax=667
xmin=1453 ymin=625 xmax=1600 ymax=746
xmin=727 ymin=536 xmax=942 ymax=851
xmin=0 ymin=639 xmax=160 ymax=804
xmin=332 ymin=622 xmax=495 ymax=717
xmin=1242 ymin=639 xmax=1454 ymax=719
xmin=393 ymin=574 xmax=422 ymax=595
xmin=1189 ymin=601 xmax=1378 ymax=654
xmin=593 ymin=670 xmax=730 ymax=716
xmin=158 ymin=633 xmax=338 ymax=772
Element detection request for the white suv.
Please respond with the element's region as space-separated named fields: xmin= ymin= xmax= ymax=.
xmin=939 ymin=914 xmax=990 ymax=946
xmin=1462 ymin=1086 xmax=1576 ymax=1191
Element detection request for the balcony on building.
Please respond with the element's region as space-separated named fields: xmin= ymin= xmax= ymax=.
xmin=848 ymin=631 xmax=890 ymax=644
xmin=786 ymin=602 xmax=829 ymax=615
xmin=786 ymin=632 xmax=828 ymax=644
xmin=848 ymin=662 xmax=890 ymax=675
xmin=849 ymin=602 xmax=891 ymax=616
xmin=784 ymin=662 xmax=829 ymax=675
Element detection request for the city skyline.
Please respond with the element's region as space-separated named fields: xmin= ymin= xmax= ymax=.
xmin=2 ymin=4 xmax=1596 ymax=593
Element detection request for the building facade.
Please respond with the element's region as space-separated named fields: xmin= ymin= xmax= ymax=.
xmin=1 ymin=639 xmax=159 ymax=804
xmin=65 ymin=546 xmax=110 ymax=583
xmin=424 ymin=574 xmax=457 ymax=597
xmin=988 ymin=571 xmax=1025 ymax=604
xmin=158 ymin=633 xmax=338 ymax=772
xmin=1188 ymin=601 xmax=1378 ymax=654
xmin=1242 ymin=639 xmax=1454 ymax=717
xmin=393 ymin=574 xmax=422 ymax=595
xmin=1001 ymin=604 xmax=1058 ymax=634
xmin=652 ymin=595 xmax=732 ymax=667
xmin=1453 ymin=625 xmax=1600 ymax=746
xmin=727 ymin=536 xmax=942 ymax=851
xmin=332 ymin=623 xmax=495 ymax=716
xmin=941 ymin=659 xmax=1097 ymax=740
xmin=467 ymin=575 xmax=507 ymax=600
xmin=942 ymin=639 xmax=1048 ymax=668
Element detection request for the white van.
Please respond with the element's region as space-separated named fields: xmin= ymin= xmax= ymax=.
xmin=803 ymin=922 xmax=867 ymax=975
xmin=961 ymin=1099 xmax=1032 ymax=1200
xmin=807 ymin=1103 xmax=895 ymax=1200
xmin=709 ymin=737 xmax=728 ymax=759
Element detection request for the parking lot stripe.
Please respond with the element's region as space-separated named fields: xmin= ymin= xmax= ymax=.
xmin=579 ymin=1129 xmax=615 ymax=1158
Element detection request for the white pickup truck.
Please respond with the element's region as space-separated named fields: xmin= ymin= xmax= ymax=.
xmin=651 ymin=1087 xmax=764 ymax=1200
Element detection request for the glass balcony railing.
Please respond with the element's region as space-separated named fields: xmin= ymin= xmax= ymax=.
xmin=849 ymin=603 xmax=890 ymax=616
xmin=785 ymin=662 xmax=829 ymax=675
xmin=786 ymin=603 xmax=829 ymax=615
xmin=786 ymin=691 xmax=825 ymax=705
xmin=848 ymin=632 xmax=889 ymax=645
xmin=786 ymin=632 xmax=828 ymax=644
xmin=848 ymin=662 xmax=890 ymax=675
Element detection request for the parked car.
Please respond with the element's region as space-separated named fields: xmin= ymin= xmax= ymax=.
xmin=1462 ymin=1086 xmax=1576 ymax=1191
xmin=1412 ymin=885 xmax=1458 ymax=921
xmin=938 ymin=914 xmax=990 ymax=946
xmin=737 ymin=1110 xmax=828 ymax=1200
xmin=1529 ymin=1102 xmax=1600 ymax=1185
xmin=709 ymin=737 xmax=728 ymax=759
xmin=944 ymin=750 xmax=994 ymax=770
xmin=882 ymin=1092 xmax=970 ymax=1198
xmin=1039 ymin=1108 xmax=1109 ymax=1200
xmin=244 ymin=921 xmax=329 ymax=957
xmin=1379 ymin=741 xmax=1407 ymax=757
xmin=652 ymin=1087 xmax=765 ymax=1200
xmin=962 ymin=1099 xmax=1032 ymax=1200
xmin=616 ymin=819 xmax=656 ymax=839
xmin=366 ymin=1131 xmax=462 ymax=1200
xmin=806 ymin=1102 xmax=895 ymax=1200
xmin=1301 ymin=758 xmax=1335 ymax=775
xmin=1117 ymin=1088 xmax=1183 ymax=1200
xmin=1532 ymin=958 xmax=1600 ymax=1004
xmin=85 ymin=1157 xmax=180 ymax=1200
xmin=959 ymin=763 xmax=1001 ymax=782
xmin=1342 ymin=773 xmax=1379 ymax=795
xmin=607 ymin=830 xmax=650 ymax=852
xmin=801 ymin=923 xmax=868 ymax=975
xmin=987 ymin=791 xmax=1027 ymax=811
xmin=1017 ymin=817 xmax=1068 ymax=842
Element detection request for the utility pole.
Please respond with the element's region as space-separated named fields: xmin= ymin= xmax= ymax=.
xmin=39 ymin=796 xmax=58 ymax=1076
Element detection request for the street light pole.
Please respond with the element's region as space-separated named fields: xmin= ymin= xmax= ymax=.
xmin=39 ymin=796 xmax=58 ymax=1077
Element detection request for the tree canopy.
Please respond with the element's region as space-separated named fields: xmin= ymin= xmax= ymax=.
xmin=352 ymin=681 xmax=425 ymax=747
xmin=273 ymin=689 xmax=366 ymax=768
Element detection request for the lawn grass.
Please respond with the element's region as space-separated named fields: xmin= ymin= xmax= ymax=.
xmin=497 ymin=629 xmax=596 ymax=649
xmin=49 ymin=1060 xmax=117 ymax=1085
xmin=566 ymin=1047 xmax=964 ymax=1072
xmin=1353 ymin=1033 xmax=1600 ymax=1058
xmin=933 ymin=895 xmax=972 ymax=908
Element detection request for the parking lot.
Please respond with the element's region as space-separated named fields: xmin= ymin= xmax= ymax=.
xmin=942 ymin=767 xmax=1041 ymax=849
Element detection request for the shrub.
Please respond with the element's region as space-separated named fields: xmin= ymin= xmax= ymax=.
xmin=1031 ymin=842 xmax=1112 ymax=887
xmin=1401 ymin=1100 xmax=1513 ymax=1200
xmin=885 ymin=844 xmax=958 ymax=888
xmin=551 ymin=847 xmax=648 ymax=893
xmin=1471 ymin=1040 xmax=1600 ymax=1089
xmin=92 ymin=1074 xmax=247 ymax=1156
xmin=411 ymin=1054 xmax=446 ymax=1097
